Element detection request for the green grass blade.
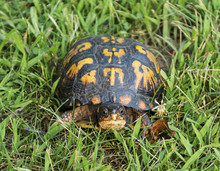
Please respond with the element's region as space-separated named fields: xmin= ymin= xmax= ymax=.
xmin=27 ymin=55 xmax=43 ymax=70
xmin=211 ymin=122 xmax=219 ymax=137
xmin=51 ymin=78 xmax=60 ymax=97
xmin=30 ymin=7 xmax=40 ymax=35
xmin=33 ymin=0 xmax=42 ymax=14
xmin=213 ymin=148 xmax=220 ymax=161
xmin=82 ymin=156 xmax=90 ymax=170
xmin=48 ymin=14 xmax=64 ymax=36
xmin=10 ymin=100 xmax=32 ymax=109
xmin=182 ymin=147 xmax=203 ymax=169
xmin=200 ymin=116 xmax=214 ymax=137
xmin=183 ymin=144 xmax=220 ymax=169
xmin=0 ymin=72 xmax=11 ymax=88
xmin=92 ymin=132 xmax=100 ymax=164
xmin=192 ymin=123 xmax=204 ymax=146
xmin=178 ymin=132 xmax=193 ymax=156
xmin=135 ymin=153 xmax=141 ymax=171
xmin=132 ymin=117 xmax=141 ymax=138
xmin=44 ymin=122 xmax=64 ymax=140
xmin=45 ymin=148 xmax=50 ymax=171
xmin=0 ymin=116 xmax=11 ymax=142
xmin=11 ymin=32 xmax=26 ymax=55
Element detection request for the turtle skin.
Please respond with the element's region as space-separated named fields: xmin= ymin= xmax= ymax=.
xmin=55 ymin=36 xmax=173 ymax=140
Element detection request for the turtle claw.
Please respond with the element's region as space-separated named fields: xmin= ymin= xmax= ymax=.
xmin=145 ymin=119 xmax=175 ymax=143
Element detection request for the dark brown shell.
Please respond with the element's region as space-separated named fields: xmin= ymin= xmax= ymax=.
xmin=56 ymin=36 xmax=163 ymax=110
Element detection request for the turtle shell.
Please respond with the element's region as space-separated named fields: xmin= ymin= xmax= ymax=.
xmin=56 ymin=36 xmax=163 ymax=110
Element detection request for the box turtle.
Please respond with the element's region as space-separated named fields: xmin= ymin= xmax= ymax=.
xmin=55 ymin=36 xmax=174 ymax=139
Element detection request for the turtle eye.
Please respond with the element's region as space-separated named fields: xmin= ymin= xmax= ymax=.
xmin=102 ymin=108 xmax=108 ymax=116
xmin=119 ymin=107 xmax=124 ymax=114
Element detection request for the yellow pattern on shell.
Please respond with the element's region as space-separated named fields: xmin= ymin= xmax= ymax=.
xmin=103 ymin=68 xmax=124 ymax=86
xmin=92 ymin=95 xmax=101 ymax=104
xmin=113 ymin=96 xmax=117 ymax=102
xmin=146 ymin=50 xmax=160 ymax=74
xmin=101 ymin=37 xmax=110 ymax=43
xmin=117 ymin=38 xmax=125 ymax=43
xmin=114 ymin=49 xmax=125 ymax=64
xmin=80 ymin=70 xmax=96 ymax=85
xmin=101 ymin=36 xmax=124 ymax=44
xmin=103 ymin=49 xmax=113 ymax=63
xmin=102 ymin=48 xmax=125 ymax=64
xmin=138 ymin=99 xmax=146 ymax=109
xmin=136 ymin=45 xmax=160 ymax=74
xmin=67 ymin=58 xmax=93 ymax=79
xmin=132 ymin=60 xmax=157 ymax=91
xmin=111 ymin=36 xmax=115 ymax=43
xmin=119 ymin=94 xmax=132 ymax=105
xmin=63 ymin=42 xmax=92 ymax=67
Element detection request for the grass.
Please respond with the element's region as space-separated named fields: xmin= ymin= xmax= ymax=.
xmin=0 ymin=0 xmax=219 ymax=170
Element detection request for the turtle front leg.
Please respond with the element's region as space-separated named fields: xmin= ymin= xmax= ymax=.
xmin=59 ymin=110 xmax=99 ymax=129
xmin=59 ymin=105 xmax=91 ymax=123
xmin=60 ymin=110 xmax=73 ymax=122
xmin=59 ymin=105 xmax=99 ymax=129
xmin=76 ymin=120 xmax=99 ymax=130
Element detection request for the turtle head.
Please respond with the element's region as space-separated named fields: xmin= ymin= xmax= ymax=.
xmin=97 ymin=102 xmax=127 ymax=130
